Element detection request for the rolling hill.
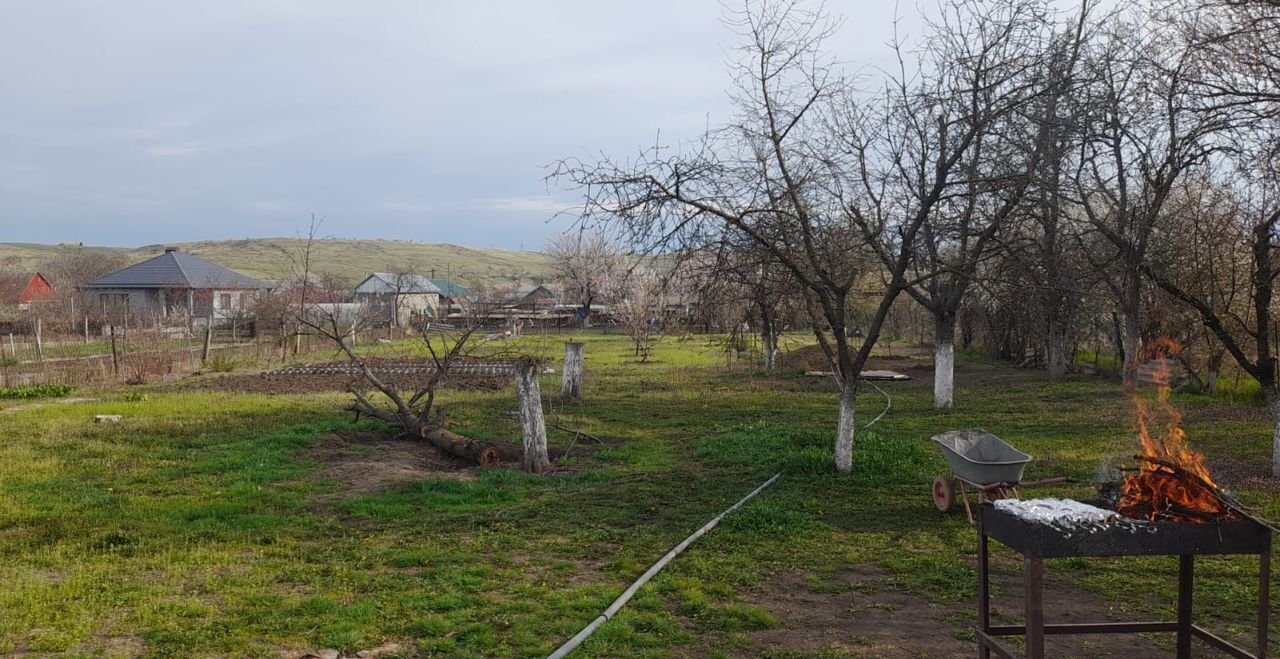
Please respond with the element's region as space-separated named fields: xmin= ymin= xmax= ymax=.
xmin=0 ymin=238 xmax=550 ymax=286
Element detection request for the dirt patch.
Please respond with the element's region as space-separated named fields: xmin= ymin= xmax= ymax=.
xmin=171 ymin=358 xmax=509 ymax=395
xmin=733 ymin=564 xmax=1178 ymax=658
xmin=779 ymin=344 xmax=929 ymax=373
xmin=306 ymin=430 xmax=477 ymax=499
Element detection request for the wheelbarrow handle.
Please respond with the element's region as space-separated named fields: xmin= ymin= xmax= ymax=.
xmin=969 ymin=476 xmax=1076 ymax=492
xmin=1017 ymin=476 xmax=1077 ymax=488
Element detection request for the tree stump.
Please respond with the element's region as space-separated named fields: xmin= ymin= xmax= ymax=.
xmin=560 ymin=341 xmax=584 ymax=400
xmin=514 ymin=359 xmax=551 ymax=473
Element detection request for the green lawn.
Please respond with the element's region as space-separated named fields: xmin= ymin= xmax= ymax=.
xmin=0 ymin=333 xmax=1275 ymax=657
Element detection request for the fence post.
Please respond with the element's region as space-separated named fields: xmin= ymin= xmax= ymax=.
xmin=83 ymin=316 xmax=90 ymax=343
xmin=7 ymin=333 xmax=14 ymax=360
xmin=109 ymin=324 xmax=119 ymax=376
xmin=202 ymin=318 xmax=212 ymax=364
xmin=35 ymin=318 xmax=44 ymax=362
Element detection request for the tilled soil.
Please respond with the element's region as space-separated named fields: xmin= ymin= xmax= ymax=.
xmin=779 ymin=344 xmax=929 ymax=372
xmin=170 ymin=358 xmax=511 ymax=395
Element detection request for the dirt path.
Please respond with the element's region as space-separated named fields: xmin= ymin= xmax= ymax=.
xmin=731 ymin=564 xmax=1179 ymax=658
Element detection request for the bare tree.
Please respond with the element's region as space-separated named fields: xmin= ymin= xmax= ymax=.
xmin=897 ymin=0 xmax=1091 ymax=408
xmin=546 ymin=231 xmax=625 ymax=327
xmin=1135 ymin=0 xmax=1280 ymax=474
xmin=555 ymin=0 xmax=1073 ymax=471
xmin=614 ymin=267 xmax=665 ymax=362
xmin=1072 ymin=7 xmax=1233 ymax=389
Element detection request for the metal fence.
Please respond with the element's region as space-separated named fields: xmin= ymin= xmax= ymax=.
xmin=0 ymin=313 xmax=404 ymax=388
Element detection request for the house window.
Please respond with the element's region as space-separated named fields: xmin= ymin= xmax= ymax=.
xmin=219 ymin=293 xmax=232 ymax=309
xmin=99 ymin=293 xmax=129 ymax=313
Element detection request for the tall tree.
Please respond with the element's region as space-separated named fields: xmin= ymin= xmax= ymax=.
xmin=898 ymin=0 xmax=1090 ymax=408
xmin=1073 ymin=8 xmax=1233 ymax=389
xmin=1138 ymin=0 xmax=1280 ymax=474
xmin=555 ymin=0 xmax=1072 ymax=471
xmin=546 ymin=231 xmax=625 ymax=327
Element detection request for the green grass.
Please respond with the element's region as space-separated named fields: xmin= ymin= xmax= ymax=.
xmin=0 ymin=332 xmax=1276 ymax=657
xmin=0 ymin=384 xmax=75 ymax=399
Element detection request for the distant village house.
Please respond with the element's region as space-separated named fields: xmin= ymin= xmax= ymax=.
xmin=504 ymin=284 xmax=557 ymax=313
xmin=353 ymin=273 xmax=470 ymax=326
xmin=79 ymin=248 xmax=270 ymax=319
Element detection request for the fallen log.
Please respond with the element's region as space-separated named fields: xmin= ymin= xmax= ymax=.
xmin=422 ymin=426 xmax=503 ymax=466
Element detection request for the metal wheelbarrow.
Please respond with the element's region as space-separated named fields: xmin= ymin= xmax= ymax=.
xmin=930 ymin=429 xmax=1072 ymax=524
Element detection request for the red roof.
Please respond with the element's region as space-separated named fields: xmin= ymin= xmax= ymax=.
xmin=0 ymin=272 xmax=55 ymax=304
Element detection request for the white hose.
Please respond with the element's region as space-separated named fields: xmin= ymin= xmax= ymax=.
xmin=546 ymin=472 xmax=781 ymax=659
xmin=547 ymin=374 xmax=892 ymax=657
xmin=863 ymin=380 xmax=892 ymax=429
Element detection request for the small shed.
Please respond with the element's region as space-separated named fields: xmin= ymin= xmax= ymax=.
xmin=0 ymin=272 xmax=56 ymax=308
xmin=430 ymin=279 xmax=472 ymax=314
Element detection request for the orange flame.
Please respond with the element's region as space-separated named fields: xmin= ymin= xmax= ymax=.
xmin=1116 ymin=338 xmax=1230 ymax=523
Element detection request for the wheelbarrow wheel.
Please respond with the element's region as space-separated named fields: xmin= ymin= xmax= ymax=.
xmin=932 ymin=475 xmax=955 ymax=512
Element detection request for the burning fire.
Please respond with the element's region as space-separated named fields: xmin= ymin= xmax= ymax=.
xmin=1115 ymin=338 xmax=1231 ymax=523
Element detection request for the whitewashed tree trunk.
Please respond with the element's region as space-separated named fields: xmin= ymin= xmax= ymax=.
xmin=560 ymin=341 xmax=584 ymax=400
xmin=835 ymin=379 xmax=858 ymax=473
xmin=515 ymin=360 xmax=551 ymax=474
xmin=934 ymin=314 xmax=955 ymax=411
xmin=1046 ymin=319 xmax=1067 ymax=381
xmin=757 ymin=319 xmax=778 ymax=371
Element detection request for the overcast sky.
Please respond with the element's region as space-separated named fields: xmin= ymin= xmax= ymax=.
xmin=0 ymin=1 xmax=910 ymax=249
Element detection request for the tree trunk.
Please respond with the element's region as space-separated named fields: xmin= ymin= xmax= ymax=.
xmin=1268 ymin=389 xmax=1280 ymax=478
xmin=1205 ymin=350 xmax=1223 ymax=394
xmin=761 ymin=310 xmax=777 ymax=370
xmin=959 ymin=309 xmax=974 ymax=350
xmin=560 ymin=341 xmax=584 ymax=400
xmin=1046 ymin=317 xmax=1068 ymax=381
xmin=1121 ymin=281 xmax=1142 ymax=391
xmin=934 ymin=312 xmax=956 ymax=411
xmin=514 ymin=360 xmax=551 ymax=474
xmin=835 ymin=378 xmax=858 ymax=474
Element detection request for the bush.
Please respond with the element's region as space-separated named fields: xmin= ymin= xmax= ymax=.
xmin=205 ymin=354 xmax=238 ymax=373
xmin=0 ymin=384 xmax=75 ymax=399
xmin=123 ymin=350 xmax=174 ymax=385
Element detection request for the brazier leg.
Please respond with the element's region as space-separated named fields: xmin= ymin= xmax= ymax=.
xmin=978 ymin=525 xmax=990 ymax=659
xmin=1177 ymin=554 xmax=1193 ymax=659
xmin=1260 ymin=548 xmax=1270 ymax=659
xmin=1025 ymin=557 xmax=1044 ymax=659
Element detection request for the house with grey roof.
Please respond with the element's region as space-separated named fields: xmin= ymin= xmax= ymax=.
xmin=80 ymin=248 xmax=270 ymax=318
xmin=353 ymin=273 xmax=474 ymax=325
xmin=353 ymin=273 xmax=443 ymax=327
xmin=504 ymin=284 xmax=557 ymax=312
